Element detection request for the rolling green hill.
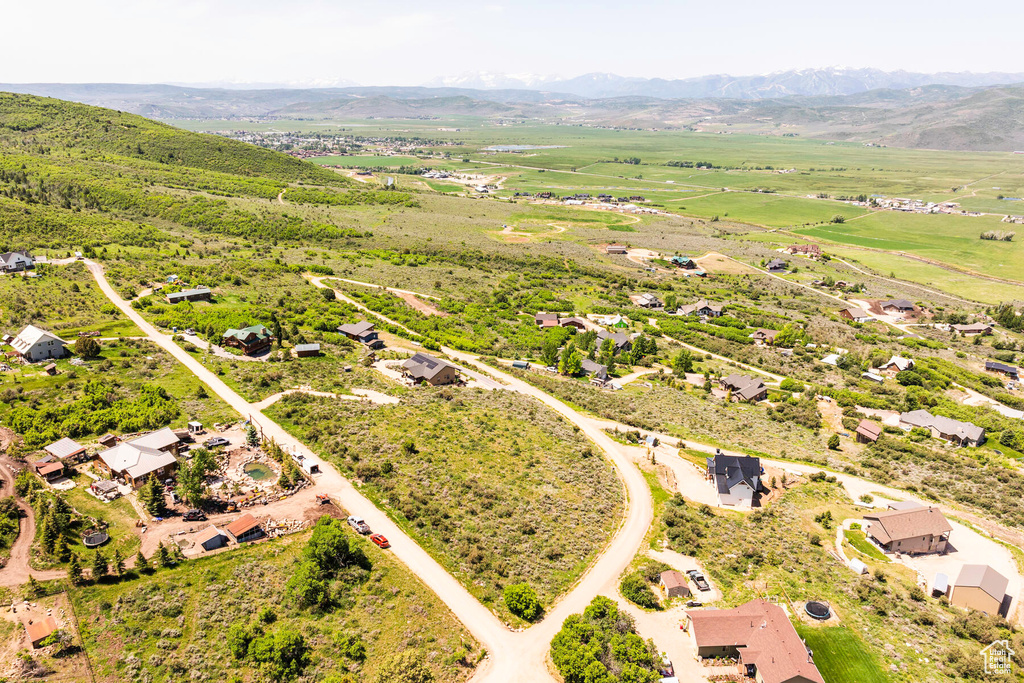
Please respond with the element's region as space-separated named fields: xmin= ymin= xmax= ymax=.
xmin=0 ymin=92 xmax=346 ymax=184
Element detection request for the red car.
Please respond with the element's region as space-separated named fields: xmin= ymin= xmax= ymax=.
xmin=370 ymin=533 xmax=390 ymax=549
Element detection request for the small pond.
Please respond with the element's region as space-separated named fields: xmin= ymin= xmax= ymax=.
xmin=243 ymin=462 xmax=275 ymax=481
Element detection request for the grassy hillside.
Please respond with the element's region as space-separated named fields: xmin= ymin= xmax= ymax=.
xmin=0 ymin=92 xmax=346 ymax=184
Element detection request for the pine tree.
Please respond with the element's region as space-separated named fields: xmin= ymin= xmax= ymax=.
xmin=25 ymin=575 xmax=42 ymax=599
xmin=40 ymin=514 xmax=57 ymax=556
xmin=112 ymin=549 xmax=125 ymax=577
xmin=135 ymin=549 xmax=149 ymax=574
xmin=55 ymin=535 xmax=70 ymax=562
xmin=68 ymin=553 xmax=83 ymax=586
xmin=157 ymin=541 xmax=172 ymax=568
xmin=246 ymin=424 xmax=259 ymax=448
xmin=91 ymin=550 xmax=108 ymax=580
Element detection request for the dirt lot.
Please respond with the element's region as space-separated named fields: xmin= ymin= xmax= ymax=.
xmin=0 ymin=591 xmax=91 ymax=681
xmin=396 ymin=290 xmax=448 ymax=317
xmin=694 ymin=252 xmax=758 ymax=275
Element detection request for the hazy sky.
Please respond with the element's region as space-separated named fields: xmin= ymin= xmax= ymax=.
xmin=4 ymin=0 xmax=1023 ymax=86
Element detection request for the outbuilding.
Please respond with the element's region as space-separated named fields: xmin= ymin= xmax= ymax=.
xmin=293 ymin=343 xmax=321 ymax=358
xmin=25 ymin=616 xmax=58 ymax=648
xmin=195 ymin=525 xmax=227 ymax=552
xmin=225 ymin=513 xmax=263 ymax=544
xmin=660 ymin=570 xmax=691 ymax=599
xmin=950 ymin=565 xmax=1009 ymax=616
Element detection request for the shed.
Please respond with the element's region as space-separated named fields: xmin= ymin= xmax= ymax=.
xmin=225 ymin=513 xmax=263 ymax=543
xmin=44 ymin=363 xmax=58 ymax=375
xmin=932 ymin=573 xmax=949 ymax=598
xmin=34 ymin=461 xmax=65 ymax=481
xmin=849 ymin=559 xmax=867 ymax=575
xmin=512 ymin=360 xmax=530 ymax=370
xmin=300 ymin=458 xmax=321 ymax=475
xmin=98 ymin=434 xmax=117 ymax=448
xmin=855 ymin=420 xmax=882 ymax=444
xmin=188 ymin=421 xmax=204 ymax=435
xmin=293 ymin=343 xmax=321 ymax=358
xmin=195 ymin=525 xmax=227 ymax=552
xmin=950 ymin=564 xmax=1009 ymax=615
xmin=660 ymin=570 xmax=691 ymax=599
xmin=25 ymin=616 xmax=58 ymax=648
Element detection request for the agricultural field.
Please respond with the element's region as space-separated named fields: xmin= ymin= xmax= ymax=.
xmin=71 ymin=520 xmax=479 ymax=683
xmin=265 ymin=388 xmax=624 ymax=622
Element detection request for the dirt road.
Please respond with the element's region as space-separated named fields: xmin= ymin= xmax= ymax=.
xmin=0 ymin=457 xmax=66 ymax=587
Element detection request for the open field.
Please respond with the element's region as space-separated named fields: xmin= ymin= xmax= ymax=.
xmin=266 ymin=388 xmax=624 ymax=621
xmin=71 ymin=524 xmax=478 ymax=683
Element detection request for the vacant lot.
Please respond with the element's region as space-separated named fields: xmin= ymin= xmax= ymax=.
xmin=71 ymin=525 xmax=478 ymax=683
xmin=266 ymin=388 xmax=623 ymax=620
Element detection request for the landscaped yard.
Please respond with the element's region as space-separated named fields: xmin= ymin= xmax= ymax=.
xmin=797 ymin=625 xmax=889 ymax=683
xmin=844 ymin=528 xmax=888 ymax=562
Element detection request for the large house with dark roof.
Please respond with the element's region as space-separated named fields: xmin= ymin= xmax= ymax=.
xmin=720 ymin=374 xmax=768 ymax=403
xmin=685 ymin=599 xmax=825 ymax=683
xmin=338 ymin=321 xmax=384 ymax=350
xmin=596 ymin=329 xmax=632 ymax=354
xmin=707 ymin=452 xmax=761 ymax=507
xmin=676 ymin=299 xmax=724 ymax=318
xmin=986 ymin=361 xmax=1019 ymax=381
xmin=166 ymin=286 xmax=212 ymax=304
xmin=863 ymin=506 xmax=951 ymax=554
xmin=401 ymin=352 xmax=458 ymax=386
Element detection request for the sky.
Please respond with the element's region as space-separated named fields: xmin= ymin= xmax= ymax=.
xmin=4 ymin=0 xmax=1023 ymax=86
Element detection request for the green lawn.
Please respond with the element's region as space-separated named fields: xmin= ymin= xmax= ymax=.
xmin=797 ymin=625 xmax=890 ymax=683
xmin=844 ymin=529 xmax=887 ymax=562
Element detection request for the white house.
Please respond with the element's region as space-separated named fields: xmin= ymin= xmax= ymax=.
xmin=0 ymin=251 xmax=34 ymax=273
xmin=10 ymin=325 xmax=68 ymax=362
xmin=878 ymin=356 xmax=914 ymax=373
xmin=706 ymin=453 xmax=761 ymax=507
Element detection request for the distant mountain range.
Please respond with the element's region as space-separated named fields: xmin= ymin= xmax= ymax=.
xmin=4 ymin=72 xmax=1024 ymax=152
xmin=427 ymin=68 xmax=1024 ymax=99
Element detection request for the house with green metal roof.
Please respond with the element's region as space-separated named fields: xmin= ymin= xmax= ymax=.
xmin=222 ymin=324 xmax=273 ymax=355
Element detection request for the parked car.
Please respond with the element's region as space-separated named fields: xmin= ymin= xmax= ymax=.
xmin=370 ymin=533 xmax=390 ymax=549
xmin=347 ymin=516 xmax=371 ymax=534
xmin=204 ymin=437 xmax=229 ymax=448
xmin=687 ymin=570 xmax=711 ymax=592
xmin=183 ymin=509 xmax=206 ymax=522
xmin=685 ymin=600 xmax=703 ymax=608
xmin=169 ymin=491 xmax=181 ymax=505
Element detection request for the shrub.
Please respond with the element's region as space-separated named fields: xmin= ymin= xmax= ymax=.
xmin=503 ymin=582 xmax=541 ymax=621
xmin=620 ymin=571 xmax=660 ymax=609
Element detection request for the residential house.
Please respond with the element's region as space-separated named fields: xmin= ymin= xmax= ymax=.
xmin=606 ymin=244 xmax=628 ymax=254
xmin=10 ymin=325 xmax=68 ymax=362
xmin=820 ymin=353 xmax=842 ymax=366
xmin=765 ymin=258 xmax=789 ymax=273
xmin=785 ymin=244 xmax=822 ymax=257
xmin=684 ymin=599 xmax=825 ymax=683
xmin=96 ymin=427 xmax=181 ymax=488
xmin=669 ymin=255 xmax=697 ymax=269
xmin=752 ymin=329 xmax=779 ymax=345
xmin=631 ymin=293 xmax=663 ymax=309
xmin=225 ymin=513 xmax=263 ymax=544
xmin=707 ymin=452 xmax=761 ymax=507
xmin=855 ymin=420 xmax=882 ymax=444
xmin=534 ymin=313 xmax=559 ymax=328
xmin=338 ymin=321 xmax=384 ymax=350
xmin=196 ymin=525 xmax=227 ymax=552
xmin=881 ymin=299 xmax=915 ymax=314
xmin=863 ymin=506 xmax=952 ymax=554
xmin=720 ymin=374 xmax=768 ymax=403
xmin=899 ymin=409 xmax=985 ymax=447
xmin=877 ymin=356 xmax=914 ymax=373
xmin=0 ymin=250 xmax=35 ymax=273
xmin=986 ymin=361 xmax=1020 ymax=381
xmin=222 ymin=324 xmax=273 ymax=355
xmin=558 ymin=317 xmax=588 ymax=330
xmin=839 ymin=307 xmax=872 ymax=323
xmin=952 ymin=323 xmax=993 ymax=336
xmin=949 ymin=565 xmax=1009 ymax=616
xmin=596 ymin=329 xmax=632 ymax=354
xmin=293 ymin=343 xmax=321 ymax=358
xmin=660 ymin=570 xmax=691 ymax=599
xmin=166 ymin=286 xmax=212 ymax=304
xmin=401 ymin=352 xmax=458 ymax=386
xmin=676 ymin=299 xmax=724 ymax=318
xmin=580 ymin=358 xmax=608 ymax=382
xmin=43 ymin=437 xmax=86 ymax=462
xmin=25 ymin=616 xmax=58 ymax=649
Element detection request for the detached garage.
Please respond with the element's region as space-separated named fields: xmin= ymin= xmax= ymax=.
xmin=225 ymin=514 xmax=263 ymax=544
